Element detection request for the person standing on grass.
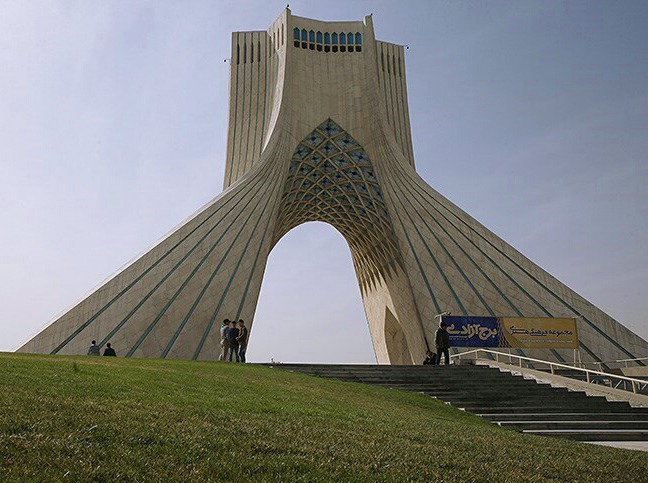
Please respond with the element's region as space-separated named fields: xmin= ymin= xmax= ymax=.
xmin=103 ymin=343 xmax=116 ymax=356
xmin=435 ymin=322 xmax=451 ymax=365
xmin=236 ymin=320 xmax=248 ymax=363
xmin=227 ymin=320 xmax=240 ymax=362
xmin=219 ymin=319 xmax=231 ymax=361
xmin=87 ymin=340 xmax=100 ymax=356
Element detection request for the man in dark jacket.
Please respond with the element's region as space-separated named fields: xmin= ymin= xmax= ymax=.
xmin=103 ymin=342 xmax=116 ymax=356
xmin=227 ymin=320 xmax=240 ymax=362
xmin=435 ymin=322 xmax=450 ymax=365
xmin=236 ymin=319 xmax=249 ymax=363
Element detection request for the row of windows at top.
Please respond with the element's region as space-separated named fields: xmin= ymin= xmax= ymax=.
xmin=293 ymin=28 xmax=363 ymax=52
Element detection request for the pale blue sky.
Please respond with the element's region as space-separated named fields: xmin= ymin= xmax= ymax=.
xmin=1 ymin=1 xmax=646 ymax=362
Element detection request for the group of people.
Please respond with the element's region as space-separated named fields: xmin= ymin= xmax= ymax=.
xmin=423 ymin=321 xmax=451 ymax=365
xmin=83 ymin=320 xmax=250 ymax=361
xmin=219 ymin=319 xmax=248 ymax=363
xmin=87 ymin=340 xmax=116 ymax=356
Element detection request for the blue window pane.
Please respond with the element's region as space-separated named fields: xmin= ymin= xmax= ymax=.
xmin=324 ymin=32 xmax=330 ymax=44
xmin=301 ymin=29 xmax=307 ymax=41
xmin=355 ymin=33 xmax=362 ymax=44
xmin=339 ymin=34 xmax=346 ymax=44
xmin=309 ymin=30 xmax=315 ymax=42
xmin=316 ymin=31 xmax=322 ymax=43
xmin=347 ymin=33 xmax=353 ymax=44
xmin=294 ymin=28 xmax=299 ymax=40
xmin=332 ymin=33 xmax=338 ymax=43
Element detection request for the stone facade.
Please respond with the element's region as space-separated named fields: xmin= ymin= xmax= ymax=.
xmin=18 ymin=10 xmax=648 ymax=366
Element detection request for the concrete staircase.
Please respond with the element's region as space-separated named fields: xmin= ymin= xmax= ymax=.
xmin=271 ymin=363 xmax=648 ymax=442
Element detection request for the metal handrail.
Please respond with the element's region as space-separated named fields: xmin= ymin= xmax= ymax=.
xmin=450 ymin=348 xmax=648 ymax=394
xmin=616 ymin=357 xmax=648 ymax=368
xmin=617 ymin=357 xmax=648 ymax=362
xmin=576 ymin=357 xmax=648 ymax=368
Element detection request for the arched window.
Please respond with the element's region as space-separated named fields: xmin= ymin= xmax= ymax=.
xmin=339 ymin=32 xmax=346 ymax=52
xmin=324 ymin=32 xmax=331 ymax=52
xmin=332 ymin=32 xmax=338 ymax=52
xmin=355 ymin=33 xmax=362 ymax=45
xmin=316 ymin=31 xmax=322 ymax=43
xmin=237 ymin=45 xmax=240 ymax=64
xmin=250 ymin=41 xmax=254 ymax=63
xmin=392 ymin=54 xmax=396 ymax=74
xmin=381 ymin=50 xmax=384 ymax=71
xmin=309 ymin=30 xmax=315 ymax=50
xmin=387 ymin=53 xmax=390 ymax=73
xmin=294 ymin=27 xmax=300 ymax=40
xmin=347 ymin=33 xmax=354 ymax=52
xmin=244 ymin=42 xmax=247 ymax=63
xmin=258 ymin=41 xmax=261 ymax=62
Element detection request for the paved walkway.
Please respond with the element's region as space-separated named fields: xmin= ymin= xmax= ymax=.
xmin=587 ymin=441 xmax=648 ymax=452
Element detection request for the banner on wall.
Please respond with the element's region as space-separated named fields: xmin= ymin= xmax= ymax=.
xmin=440 ymin=316 xmax=578 ymax=349
xmin=500 ymin=317 xmax=579 ymax=349
xmin=443 ymin=316 xmax=500 ymax=347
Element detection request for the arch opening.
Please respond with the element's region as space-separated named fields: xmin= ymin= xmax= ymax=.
xmin=249 ymin=221 xmax=375 ymax=363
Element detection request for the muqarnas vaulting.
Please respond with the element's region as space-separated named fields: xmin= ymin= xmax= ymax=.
xmin=19 ymin=9 xmax=648 ymax=366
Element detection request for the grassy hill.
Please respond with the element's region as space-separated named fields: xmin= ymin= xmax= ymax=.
xmin=0 ymin=353 xmax=646 ymax=482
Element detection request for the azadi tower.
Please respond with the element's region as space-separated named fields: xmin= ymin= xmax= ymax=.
xmin=20 ymin=9 xmax=648 ymax=365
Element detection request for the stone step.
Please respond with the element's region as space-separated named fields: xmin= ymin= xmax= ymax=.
xmin=459 ymin=404 xmax=641 ymax=414
xmin=434 ymin=394 xmax=617 ymax=405
xmin=522 ymin=429 xmax=648 ymax=441
xmin=360 ymin=380 xmax=557 ymax=389
xmin=479 ymin=412 xmax=648 ymax=422
xmin=499 ymin=421 xmax=648 ymax=431
xmin=385 ymin=386 xmax=574 ymax=396
xmin=294 ymin=374 xmax=545 ymax=384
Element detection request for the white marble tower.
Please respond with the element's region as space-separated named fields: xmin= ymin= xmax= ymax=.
xmin=19 ymin=10 xmax=648 ymax=366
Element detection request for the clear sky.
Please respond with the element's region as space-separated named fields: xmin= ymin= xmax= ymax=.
xmin=1 ymin=1 xmax=647 ymax=363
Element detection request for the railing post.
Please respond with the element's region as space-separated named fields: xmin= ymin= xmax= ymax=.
xmin=519 ymin=357 xmax=523 ymax=368
xmin=550 ymin=364 xmax=555 ymax=375
xmin=632 ymin=381 xmax=637 ymax=394
xmin=586 ymin=371 xmax=591 ymax=383
xmin=495 ymin=352 xmax=499 ymax=362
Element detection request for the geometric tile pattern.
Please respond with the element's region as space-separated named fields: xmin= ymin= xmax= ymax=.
xmin=274 ymin=119 xmax=402 ymax=291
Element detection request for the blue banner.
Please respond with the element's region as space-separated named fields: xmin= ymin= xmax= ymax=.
xmin=442 ymin=316 xmax=500 ymax=347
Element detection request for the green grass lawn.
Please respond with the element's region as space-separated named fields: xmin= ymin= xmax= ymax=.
xmin=0 ymin=353 xmax=646 ymax=482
